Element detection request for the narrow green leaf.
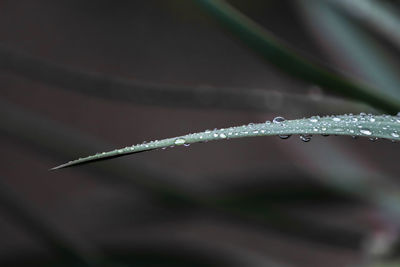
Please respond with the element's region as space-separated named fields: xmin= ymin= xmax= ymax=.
xmin=298 ymin=0 xmax=400 ymax=100
xmin=329 ymin=0 xmax=400 ymax=49
xmin=52 ymin=114 xmax=400 ymax=170
xmin=0 ymin=45 xmax=373 ymax=115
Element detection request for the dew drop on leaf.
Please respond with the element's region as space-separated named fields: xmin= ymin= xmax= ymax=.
xmin=174 ymin=138 xmax=186 ymax=145
xmin=273 ymin=116 xmax=291 ymax=139
xmin=360 ymin=129 xmax=372 ymax=136
xmin=273 ymin=116 xmax=285 ymax=124
xmin=300 ymin=134 xmax=312 ymax=142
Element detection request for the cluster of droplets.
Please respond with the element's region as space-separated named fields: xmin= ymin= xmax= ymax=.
xmin=54 ymin=112 xmax=400 ymax=170
xmin=272 ymin=116 xmax=314 ymax=142
xmin=267 ymin=113 xmax=400 ymax=143
xmin=106 ymin=113 xmax=400 ymax=156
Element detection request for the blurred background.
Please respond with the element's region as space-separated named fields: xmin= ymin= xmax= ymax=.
xmin=1 ymin=0 xmax=400 ymax=266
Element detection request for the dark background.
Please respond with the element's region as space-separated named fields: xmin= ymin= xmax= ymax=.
xmin=0 ymin=1 xmax=400 ymax=266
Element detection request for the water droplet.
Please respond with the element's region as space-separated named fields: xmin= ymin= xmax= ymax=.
xmin=174 ymin=138 xmax=186 ymax=145
xmin=391 ymin=132 xmax=399 ymax=138
xmin=219 ymin=133 xmax=227 ymax=139
xmin=360 ymin=129 xmax=372 ymax=136
xmin=273 ymin=116 xmax=291 ymax=139
xmin=332 ymin=117 xmax=341 ymax=122
xmin=369 ymin=137 xmax=378 ymax=142
xmin=183 ymin=143 xmax=191 ymax=147
xmin=369 ymin=117 xmax=376 ymax=122
xmin=309 ymin=117 xmax=319 ymax=123
xmin=300 ymin=134 xmax=312 ymax=142
xmin=273 ymin=116 xmax=285 ymax=124
xmin=213 ymin=133 xmax=218 ymax=138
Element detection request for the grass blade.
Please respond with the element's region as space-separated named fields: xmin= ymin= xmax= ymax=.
xmin=0 ymin=99 xmax=202 ymax=202
xmin=0 ymin=45 xmax=373 ymax=115
xmin=329 ymin=0 xmax=400 ymax=50
xmin=1 ymin=102 xmax=368 ymax=248
xmin=52 ymin=114 xmax=400 ymax=170
xmin=298 ymin=0 xmax=400 ymax=100
xmin=195 ymin=0 xmax=400 ymax=113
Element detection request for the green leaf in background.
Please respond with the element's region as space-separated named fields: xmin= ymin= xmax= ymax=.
xmin=0 ymin=45 xmax=374 ymax=116
xmin=297 ymin=0 xmax=400 ymax=102
xmin=52 ymin=114 xmax=400 ymax=170
xmin=195 ymin=0 xmax=400 ymax=114
xmin=329 ymin=0 xmax=400 ymax=50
